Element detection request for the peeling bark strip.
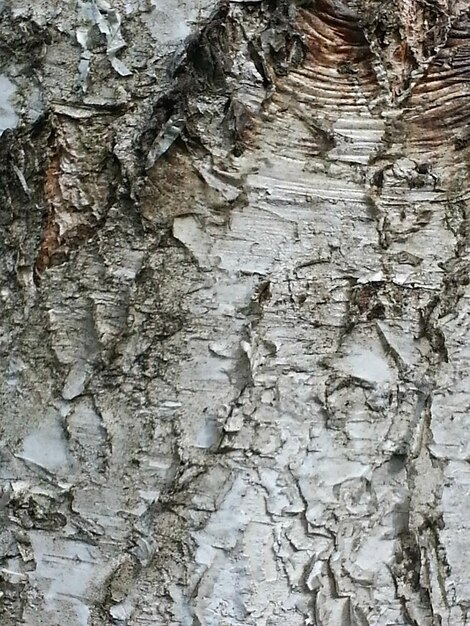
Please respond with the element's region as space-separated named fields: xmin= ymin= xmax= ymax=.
xmin=1 ymin=0 xmax=470 ymax=624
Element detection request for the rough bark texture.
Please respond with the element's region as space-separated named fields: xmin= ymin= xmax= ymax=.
xmin=1 ymin=0 xmax=470 ymax=624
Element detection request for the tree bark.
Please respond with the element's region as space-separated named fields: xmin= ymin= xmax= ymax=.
xmin=1 ymin=0 xmax=470 ymax=624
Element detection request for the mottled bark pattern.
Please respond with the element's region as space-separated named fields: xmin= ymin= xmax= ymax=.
xmin=1 ymin=0 xmax=470 ymax=625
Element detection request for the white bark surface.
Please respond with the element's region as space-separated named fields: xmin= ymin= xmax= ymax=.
xmin=1 ymin=1 xmax=470 ymax=625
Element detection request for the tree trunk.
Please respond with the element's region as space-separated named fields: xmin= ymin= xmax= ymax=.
xmin=1 ymin=0 xmax=469 ymax=624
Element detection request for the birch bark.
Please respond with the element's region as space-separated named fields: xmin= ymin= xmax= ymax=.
xmin=1 ymin=1 xmax=470 ymax=625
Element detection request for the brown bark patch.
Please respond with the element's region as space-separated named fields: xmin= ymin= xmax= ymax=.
xmin=34 ymin=152 xmax=61 ymax=282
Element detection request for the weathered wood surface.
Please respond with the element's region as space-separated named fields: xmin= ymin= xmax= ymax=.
xmin=1 ymin=1 xmax=470 ymax=624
